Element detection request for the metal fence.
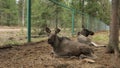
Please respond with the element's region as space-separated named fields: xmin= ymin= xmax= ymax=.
xmin=0 ymin=0 xmax=109 ymax=46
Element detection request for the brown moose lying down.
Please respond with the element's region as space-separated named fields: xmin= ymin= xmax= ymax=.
xmin=77 ymin=25 xmax=95 ymax=46
xmin=77 ymin=25 xmax=105 ymax=47
xmin=45 ymin=27 xmax=96 ymax=59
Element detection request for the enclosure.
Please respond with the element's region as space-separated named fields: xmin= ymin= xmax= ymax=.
xmin=0 ymin=0 xmax=110 ymax=45
xmin=0 ymin=0 xmax=120 ymax=68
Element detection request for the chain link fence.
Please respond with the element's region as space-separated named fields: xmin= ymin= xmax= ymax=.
xmin=0 ymin=0 xmax=109 ymax=47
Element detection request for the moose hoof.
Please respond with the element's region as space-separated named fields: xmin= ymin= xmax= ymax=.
xmin=50 ymin=51 xmax=55 ymax=57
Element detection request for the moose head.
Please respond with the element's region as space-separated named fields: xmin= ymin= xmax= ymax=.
xmin=45 ymin=27 xmax=61 ymax=47
xmin=78 ymin=25 xmax=94 ymax=37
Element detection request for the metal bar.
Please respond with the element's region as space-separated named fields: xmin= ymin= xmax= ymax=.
xmin=27 ymin=0 xmax=31 ymax=42
xmin=49 ymin=0 xmax=72 ymax=10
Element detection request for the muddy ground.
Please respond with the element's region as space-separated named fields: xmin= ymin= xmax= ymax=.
xmin=0 ymin=40 xmax=119 ymax=68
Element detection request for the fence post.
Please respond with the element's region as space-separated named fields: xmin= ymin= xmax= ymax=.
xmin=27 ymin=0 xmax=31 ymax=42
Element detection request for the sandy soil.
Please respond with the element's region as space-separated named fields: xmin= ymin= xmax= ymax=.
xmin=0 ymin=26 xmax=119 ymax=68
xmin=0 ymin=40 xmax=119 ymax=68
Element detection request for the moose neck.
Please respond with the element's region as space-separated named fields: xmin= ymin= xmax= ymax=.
xmin=52 ymin=35 xmax=61 ymax=49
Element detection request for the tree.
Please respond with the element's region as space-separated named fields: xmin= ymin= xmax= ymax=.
xmin=17 ymin=0 xmax=26 ymax=26
xmin=107 ymin=0 xmax=119 ymax=54
xmin=118 ymin=0 xmax=120 ymax=27
xmin=22 ymin=0 xmax=25 ymax=26
xmin=107 ymin=0 xmax=120 ymax=67
xmin=0 ymin=0 xmax=18 ymax=26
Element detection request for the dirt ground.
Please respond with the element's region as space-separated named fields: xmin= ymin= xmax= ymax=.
xmin=0 ymin=40 xmax=119 ymax=68
xmin=0 ymin=26 xmax=120 ymax=68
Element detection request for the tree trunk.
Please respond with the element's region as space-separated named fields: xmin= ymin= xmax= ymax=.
xmin=107 ymin=0 xmax=120 ymax=67
xmin=118 ymin=0 xmax=120 ymax=28
xmin=22 ymin=0 xmax=25 ymax=26
xmin=107 ymin=0 xmax=119 ymax=53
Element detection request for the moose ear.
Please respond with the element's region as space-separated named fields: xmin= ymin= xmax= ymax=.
xmin=45 ymin=27 xmax=51 ymax=33
xmin=55 ymin=28 xmax=61 ymax=34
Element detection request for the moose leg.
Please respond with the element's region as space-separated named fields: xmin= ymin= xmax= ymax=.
xmin=50 ymin=50 xmax=56 ymax=57
xmin=90 ymin=42 xmax=98 ymax=47
xmin=79 ymin=54 xmax=88 ymax=59
xmin=91 ymin=42 xmax=106 ymax=47
xmin=54 ymin=55 xmax=71 ymax=58
xmin=86 ymin=53 xmax=98 ymax=60
xmin=50 ymin=52 xmax=70 ymax=58
xmin=79 ymin=53 xmax=97 ymax=60
xmin=53 ymin=52 xmax=78 ymax=58
xmin=50 ymin=51 xmax=69 ymax=58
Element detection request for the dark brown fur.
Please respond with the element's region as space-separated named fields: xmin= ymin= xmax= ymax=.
xmin=78 ymin=25 xmax=94 ymax=37
xmin=77 ymin=34 xmax=92 ymax=46
xmin=46 ymin=27 xmax=95 ymax=58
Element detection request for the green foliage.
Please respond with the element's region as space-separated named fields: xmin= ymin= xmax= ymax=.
xmin=0 ymin=0 xmax=18 ymax=26
xmin=0 ymin=0 xmax=111 ymax=27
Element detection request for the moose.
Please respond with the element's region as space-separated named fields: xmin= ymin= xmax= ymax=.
xmin=77 ymin=32 xmax=98 ymax=47
xmin=77 ymin=25 xmax=103 ymax=47
xmin=45 ymin=27 xmax=96 ymax=59
xmin=77 ymin=25 xmax=95 ymax=46
xmin=79 ymin=25 xmax=94 ymax=37
xmin=77 ymin=32 xmax=92 ymax=46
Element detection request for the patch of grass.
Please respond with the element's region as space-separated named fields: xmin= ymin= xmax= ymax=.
xmin=31 ymin=37 xmax=47 ymax=42
xmin=92 ymin=31 xmax=109 ymax=45
xmin=4 ymin=40 xmax=22 ymax=46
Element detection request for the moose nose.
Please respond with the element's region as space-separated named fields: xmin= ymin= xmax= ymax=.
xmin=90 ymin=32 xmax=94 ymax=35
xmin=48 ymin=39 xmax=52 ymax=43
xmin=48 ymin=38 xmax=54 ymax=44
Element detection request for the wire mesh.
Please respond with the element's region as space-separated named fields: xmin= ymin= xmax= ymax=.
xmin=0 ymin=0 xmax=110 ymax=46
